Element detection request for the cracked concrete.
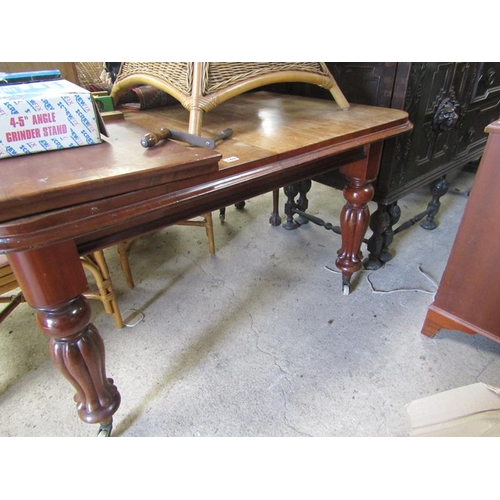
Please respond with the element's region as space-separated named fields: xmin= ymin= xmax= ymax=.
xmin=1 ymin=167 xmax=500 ymax=437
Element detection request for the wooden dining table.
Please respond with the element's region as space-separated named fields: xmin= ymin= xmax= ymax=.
xmin=0 ymin=92 xmax=412 ymax=435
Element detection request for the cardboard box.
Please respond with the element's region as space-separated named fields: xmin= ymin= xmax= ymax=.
xmin=406 ymin=383 xmax=500 ymax=436
xmin=0 ymin=79 xmax=106 ymax=159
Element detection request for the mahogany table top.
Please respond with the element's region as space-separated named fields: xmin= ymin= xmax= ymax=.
xmin=0 ymin=92 xmax=411 ymax=254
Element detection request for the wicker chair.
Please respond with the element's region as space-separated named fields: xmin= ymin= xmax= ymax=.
xmin=111 ymin=62 xmax=349 ymax=134
xmin=0 ymin=251 xmax=124 ymax=329
xmin=110 ymin=63 xmax=349 ymax=279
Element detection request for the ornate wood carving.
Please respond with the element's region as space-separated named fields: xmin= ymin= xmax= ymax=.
xmin=303 ymin=62 xmax=500 ymax=269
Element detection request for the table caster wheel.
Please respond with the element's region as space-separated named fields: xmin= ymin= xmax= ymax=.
xmin=342 ymin=276 xmax=351 ymax=295
xmin=97 ymin=421 xmax=113 ymax=437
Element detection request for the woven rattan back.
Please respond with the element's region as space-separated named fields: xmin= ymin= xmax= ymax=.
xmin=111 ymin=62 xmax=349 ymax=134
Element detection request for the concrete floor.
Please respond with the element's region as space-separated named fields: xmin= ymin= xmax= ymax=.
xmin=1 ymin=167 xmax=500 ymax=437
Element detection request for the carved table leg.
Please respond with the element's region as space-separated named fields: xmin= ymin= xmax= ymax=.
xmin=364 ymin=201 xmax=401 ymax=269
xmin=282 ymin=180 xmax=312 ymax=230
xmin=420 ymin=176 xmax=449 ymax=230
xmin=336 ymin=143 xmax=381 ymax=294
xmin=295 ymin=179 xmax=312 ymax=225
xmin=380 ymin=202 xmax=401 ymax=263
xmin=219 ymin=207 xmax=226 ymax=222
xmin=363 ymin=204 xmax=391 ymax=270
xmin=7 ymin=241 xmax=120 ymax=436
xmin=282 ymin=184 xmax=300 ymax=230
xmin=336 ymin=177 xmax=375 ymax=294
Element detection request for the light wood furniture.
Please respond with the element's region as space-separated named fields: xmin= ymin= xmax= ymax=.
xmin=0 ymin=254 xmax=24 ymax=323
xmin=0 ymin=93 xmax=411 ymax=435
xmin=79 ymin=251 xmax=124 ymax=329
xmin=421 ymin=119 xmax=500 ymax=343
xmin=111 ymin=62 xmax=349 ymax=133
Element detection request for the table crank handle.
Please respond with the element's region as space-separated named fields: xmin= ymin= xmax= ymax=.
xmin=212 ymin=128 xmax=233 ymax=144
xmin=141 ymin=128 xmax=172 ymax=148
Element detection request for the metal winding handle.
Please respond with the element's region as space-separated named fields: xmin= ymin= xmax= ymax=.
xmin=141 ymin=127 xmax=233 ymax=149
xmin=141 ymin=128 xmax=172 ymax=148
xmin=212 ymin=128 xmax=233 ymax=143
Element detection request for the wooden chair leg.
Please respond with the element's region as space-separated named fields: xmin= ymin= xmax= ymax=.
xmin=117 ymin=240 xmax=136 ymax=289
xmin=0 ymin=292 xmax=24 ymax=324
xmin=204 ymin=212 xmax=215 ymax=254
xmin=81 ymin=250 xmax=124 ymax=329
xmin=113 ymin=212 xmax=216 ymax=293
xmin=177 ymin=212 xmax=216 ymax=254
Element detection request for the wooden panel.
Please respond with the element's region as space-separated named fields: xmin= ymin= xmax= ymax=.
xmin=470 ymin=62 xmax=500 ymax=103
xmin=373 ymin=62 xmax=500 ymax=203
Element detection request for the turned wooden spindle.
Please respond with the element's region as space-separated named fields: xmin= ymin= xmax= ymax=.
xmin=336 ymin=143 xmax=382 ymax=293
xmin=7 ymin=241 xmax=121 ymax=433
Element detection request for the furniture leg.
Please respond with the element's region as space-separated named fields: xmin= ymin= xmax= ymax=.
xmin=0 ymin=291 xmax=24 ymax=323
xmin=7 ymin=241 xmax=120 ymax=435
xmin=421 ymin=306 xmax=477 ymax=338
xmin=296 ymin=180 xmax=312 ymax=225
xmin=282 ymin=184 xmax=300 ymax=230
xmin=336 ymin=144 xmax=381 ymax=294
xmin=336 ymin=177 xmax=374 ymax=294
xmin=363 ymin=201 xmax=401 ymax=270
xmin=363 ymin=204 xmax=392 ymax=270
xmin=176 ymin=212 xmax=216 ymax=254
xmin=81 ymin=250 xmax=124 ymax=329
xmin=220 ymin=201 xmax=245 ymax=223
xmin=269 ymin=189 xmax=282 ymax=226
xmin=117 ymin=240 xmax=136 ymax=289
xmin=380 ymin=202 xmax=401 ymax=262
xmin=420 ymin=176 xmax=449 ymax=230
xmin=281 ymin=180 xmax=313 ymax=229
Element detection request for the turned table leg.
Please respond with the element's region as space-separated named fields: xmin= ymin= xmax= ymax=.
xmin=336 ymin=143 xmax=381 ymax=294
xmin=336 ymin=177 xmax=374 ymax=294
xmin=7 ymin=241 xmax=120 ymax=436
xmin=420 ymin=176 xmax=449 ymax=230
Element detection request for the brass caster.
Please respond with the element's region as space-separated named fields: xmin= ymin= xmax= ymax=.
xmin=97 ymin=421 xmax=113 ymax=437
xmin=342 ymin=276 xmax=351 ymax=295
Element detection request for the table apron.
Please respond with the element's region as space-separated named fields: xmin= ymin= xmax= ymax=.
xmin=0 ymin=145 xmax=369 ymax=255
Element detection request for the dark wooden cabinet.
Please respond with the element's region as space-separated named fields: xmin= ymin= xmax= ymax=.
xmin=267 ymin=63 xmax=500 ymax=268
xmin=421 ymin=119 xmax=500 ymax=342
